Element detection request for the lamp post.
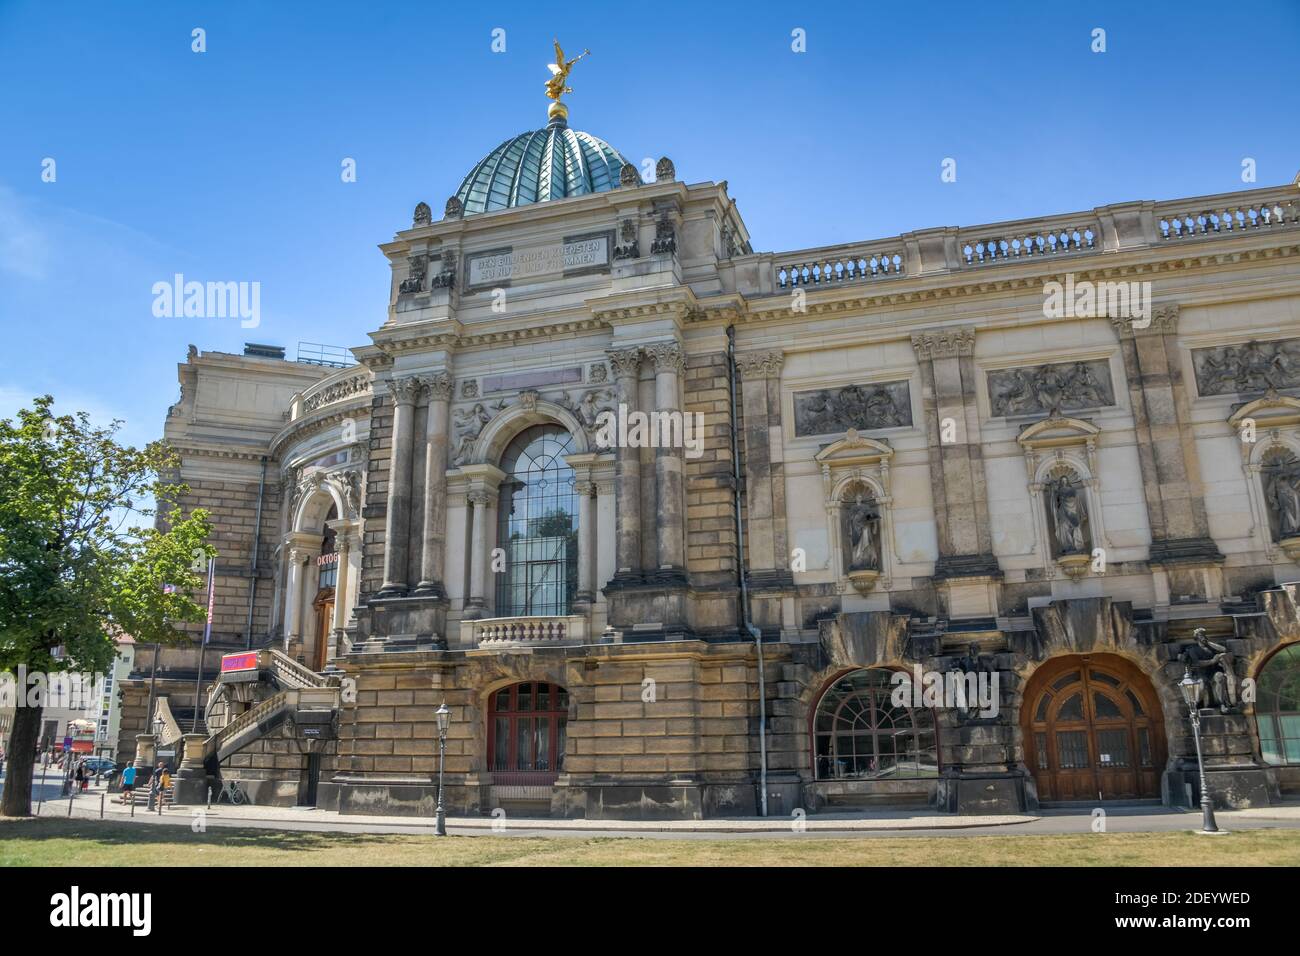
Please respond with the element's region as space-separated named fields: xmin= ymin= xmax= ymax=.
xmin=435 ymin=701 xmax=450 ymax=837
xmin=1178 ymin=668 xmax=1222 ymax=834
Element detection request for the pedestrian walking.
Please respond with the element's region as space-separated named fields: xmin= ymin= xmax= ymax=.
xmin=120 ymin=764 xmax=137 ymax=804
xmin=74 ymin=761 xmax=86 ymax=793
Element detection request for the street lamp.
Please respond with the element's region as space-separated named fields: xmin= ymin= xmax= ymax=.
xmin=1178 ymin=668 xmax=1222 ymax=834
xmin=435 ymin=701 xmax=450 ymax=837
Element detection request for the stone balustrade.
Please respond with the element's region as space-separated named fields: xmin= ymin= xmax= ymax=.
xmin=756 ymin=182 xmax=1300 ymax=297
xmin=290 ymin=366 xmax=372 ymax=422
xmin=777 ymin=242 xmax=905 ymax=289
xmin=957 ymin=217 xmax=1098 ymax=266
xmin=462 ymin=615 xmax=588 ymax=648
xmin=1156 ymin=195 xmax=1300 ymax=241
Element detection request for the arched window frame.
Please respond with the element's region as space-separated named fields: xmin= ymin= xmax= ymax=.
xmin=1252 ymin=641 xmax=1300 ymax=767
xmin=809 ymin=667 xmax=940 ymax=781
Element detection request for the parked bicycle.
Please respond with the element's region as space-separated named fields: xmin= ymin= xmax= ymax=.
xmin=217 ymin=781 xmax=248 ymax=806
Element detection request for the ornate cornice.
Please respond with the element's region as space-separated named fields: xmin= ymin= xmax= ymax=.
xmin=302 ymin=373 xmax=371 ymax=413
xmin=911 ymin=326 xmax=976 ymax=360
xmin=735 ymin=349 xmax=784 ymax=378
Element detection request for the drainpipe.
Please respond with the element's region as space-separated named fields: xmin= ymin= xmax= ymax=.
xmin=727 ymin=325 xmax=768 ymax=817
xmin=245 ymin=455 xmax=268 ymax=650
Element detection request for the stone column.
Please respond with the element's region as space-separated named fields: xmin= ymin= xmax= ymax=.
xmin=608 ymin=348 xmax=644 ymax=578
xmin=1110 ymin=304 xmax=1222 ymax=568
xmin=911 ymin=326 xmax=1000 ymax=578
xmin=415 ymin=371 xmax=453 ymax=596
xmin=735 ymin=350 xmax=789 ymax=583
xmin=650 ymin=342 xmax=687 ymax=576
xmin=331 ymin=532 xmax=351 ymax=634
xmin=379 ymin=375 xmax=422 ymax=595
xmin=464 ymin=489 xmax=493 ymax=619
xmin=575 ymin=480 xmax=597 ymax=610
xmin=283 ymin=546 xmax=306 ymax=651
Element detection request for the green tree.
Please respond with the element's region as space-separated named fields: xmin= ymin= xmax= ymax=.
xmin=0 ymin=396 xmax=212 ymax=817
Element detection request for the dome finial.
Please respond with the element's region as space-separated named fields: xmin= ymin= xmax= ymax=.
xmin=545 ymin=39 xmax=588 ymax=125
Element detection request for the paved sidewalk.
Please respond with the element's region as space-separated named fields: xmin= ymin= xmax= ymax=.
xmin=36 ymin=789 xmax=1300 ymax=838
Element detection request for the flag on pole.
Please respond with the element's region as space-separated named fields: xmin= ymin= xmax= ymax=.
xmin=202 ymin=557 xmax=216 ymax=645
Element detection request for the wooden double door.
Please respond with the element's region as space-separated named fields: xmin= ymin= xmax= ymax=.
xmin=1023 ymin=655 xmax=1165 ymax=802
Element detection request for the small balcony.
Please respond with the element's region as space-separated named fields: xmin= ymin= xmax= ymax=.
xmin=462 ymin=615 xmax=588 ymax=649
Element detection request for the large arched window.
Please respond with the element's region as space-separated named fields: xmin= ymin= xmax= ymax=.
xmin=1257 ymin=643 xmax=1300 ymax=765
xmin=495 ymin=425 xmax=578 ymax=617
xmin=812 ymin=668 xmax=938 ymax=780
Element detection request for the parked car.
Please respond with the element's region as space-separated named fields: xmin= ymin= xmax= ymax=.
xmin=80 ymin=756 xmax=118 ymax=777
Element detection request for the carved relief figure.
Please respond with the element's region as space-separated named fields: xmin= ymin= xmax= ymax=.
xmin=1045 ymin=471 xmax=1089 ymax=556
xmin=1193 ymin=338 xmax=1300 ymax=396
xmin=988 ymin=360 xmax=1115 ymax=417
xmin=558 ymin=387 xmax=617 ymax=434
xmin=794 ymin=381 xmax=912 ymax=436
xmin=1262 ymin=449 xmax=1300 ymax=540
xmin=398 ymin=255 xmax=427 ymax=294
xmin=841 ymin=489 xmax=881 ymax=572
xmin=452 ymin=403 xmax=492 ymax=466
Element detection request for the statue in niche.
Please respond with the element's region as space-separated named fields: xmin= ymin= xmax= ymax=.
xmin=949 ymin=642 xmax=995 ymax=720
xmin=1262 ymin=449 xmax=1300 ymax=540
xmin=841 ymin=489 xmax=881 ymax=572
xmin=1045 ymin=471 xmax=1088 ymax=556
xmin=1179 ymin=628 xmax=1239 ymax=714
xmin=451 ymin=403 xmax=492 ymax=466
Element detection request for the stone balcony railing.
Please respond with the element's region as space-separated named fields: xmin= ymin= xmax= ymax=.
xmin=756 ymin=181 xmax=1300 ymax=297
xmin=289 ymin=365 xmax=372 ymax=422
xmin=462 ymin=615 xmax=588 ymax=649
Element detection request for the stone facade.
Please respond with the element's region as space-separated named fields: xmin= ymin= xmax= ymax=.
xmin=121 ymin=118 xmax=1300 ymax=817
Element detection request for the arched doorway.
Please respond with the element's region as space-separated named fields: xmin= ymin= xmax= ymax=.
xmin=1022 ymin=655 xmax=1165 ymax=802
xmin=1254 ymin=642 xmax=1300 ymax=767
xmin=309 ymin=508 xmax=338 ymax=672
xmin=487 ymin=682 xmax=568 ymax=813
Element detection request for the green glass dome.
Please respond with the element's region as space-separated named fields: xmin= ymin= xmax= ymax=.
xmin=454 ymin=116 xmax=629 ymax=216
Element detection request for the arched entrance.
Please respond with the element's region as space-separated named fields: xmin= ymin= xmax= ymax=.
xmin=1022 ymin=655 xmax=1165 ymax=802
xmin=487 ymin=682 xmax=569 ymax=814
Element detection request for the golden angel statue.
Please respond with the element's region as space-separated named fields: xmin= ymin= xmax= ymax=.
xmin=545 ymin=40 xmax=589 ymax=103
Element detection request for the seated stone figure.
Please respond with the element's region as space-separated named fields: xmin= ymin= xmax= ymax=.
xmin=1179 ymin=628 xmax=1239 ymax=714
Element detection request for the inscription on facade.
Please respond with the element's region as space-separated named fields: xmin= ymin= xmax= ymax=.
xmin=468 ymin=235 xmax=609 ymax=285
xmin=793 ymin=381 xmax=912 ymax=436
xmin=1192 ymin=338 xmax=1300 ymax=397
xmin=987 ymin=360 xmax=1114 ymax=417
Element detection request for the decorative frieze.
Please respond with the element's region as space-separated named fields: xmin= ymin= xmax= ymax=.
xmin=793 ymin=381 xmax=912 ymax=436
xmin=1192 ymin=338 xmax=1300 ymax=397
xmin=987 ymin=359 xmax=1115 ymax=417
xmin=735 ymin=350 xmax=784 ymax=379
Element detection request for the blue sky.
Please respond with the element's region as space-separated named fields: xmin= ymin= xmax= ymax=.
xmin=1 ymin=0 xmax=1297 ymax=447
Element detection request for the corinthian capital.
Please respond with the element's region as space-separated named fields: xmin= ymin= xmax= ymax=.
xmin=1109 ymin=302 xmax=1179 ymax=338
xmin=389 ymin=375 xmax=423 ymax=405
xmin=607 ymin=347 xmax=643 ymax=379
xmin=423 ymin=370 xmax=454 ymax=401
xmin=648 ymin=342 xmax=685 ymax=375
xmin=735 ymin=349 xmax=784 ymax=379
xmin=910 ymin=326 xmax=976 ymax=360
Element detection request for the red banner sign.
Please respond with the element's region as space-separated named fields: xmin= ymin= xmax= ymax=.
xmin=221 ymin=651 xmax=259 ymax=673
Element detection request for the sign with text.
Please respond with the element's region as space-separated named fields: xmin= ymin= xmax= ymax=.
xmin=221 ymin=651 xmax=259 ymax=673
xmin=468 ymin=235 xmax=609 ymax=286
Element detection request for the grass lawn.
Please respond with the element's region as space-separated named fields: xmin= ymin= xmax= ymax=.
xmin=2 ymin=818 xmax=1300 ymax=866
